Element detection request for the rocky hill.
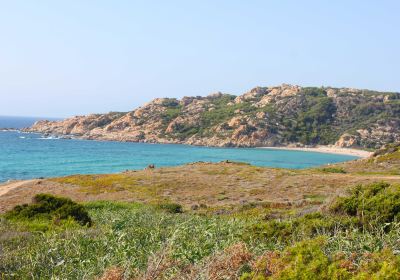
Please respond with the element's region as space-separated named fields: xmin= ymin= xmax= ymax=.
xmin=25 ymin=84 xmax=400 ymax=149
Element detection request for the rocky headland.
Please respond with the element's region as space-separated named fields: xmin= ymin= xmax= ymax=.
xmin=24 ymin=84 xmax=400 ymax=149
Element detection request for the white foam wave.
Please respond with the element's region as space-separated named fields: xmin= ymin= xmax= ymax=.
xmin=38 ymin=136 xmax=60 ymax=140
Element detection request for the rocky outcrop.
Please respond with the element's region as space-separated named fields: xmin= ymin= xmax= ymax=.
xmin=335 ymin=134 xmax=357 ymax=148
xmin=24 ymin=84 xmax=400 ymax=149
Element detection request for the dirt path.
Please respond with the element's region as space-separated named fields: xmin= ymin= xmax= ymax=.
xmin=0 ymin=180 xmax=36 ymax=197
xmin=368 ymin=176 xmax=400 ymax=180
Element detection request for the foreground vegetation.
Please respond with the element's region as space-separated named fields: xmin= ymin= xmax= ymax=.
xmin=1 ymin=181 xmax=400 ymax=279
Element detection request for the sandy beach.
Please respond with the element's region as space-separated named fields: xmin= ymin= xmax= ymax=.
xmin=259 ymin=146 xmax=373 ymax=158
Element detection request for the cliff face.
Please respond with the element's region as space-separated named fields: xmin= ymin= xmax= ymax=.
xmin=25 ymin=84 xmax=400 ymax=149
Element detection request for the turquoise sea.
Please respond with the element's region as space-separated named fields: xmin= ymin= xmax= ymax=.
xmin=0 ymin=116 xmax=358 ymax=183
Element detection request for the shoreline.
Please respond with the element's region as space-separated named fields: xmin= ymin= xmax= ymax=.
xmin=8 ymin=130 xmax=373 ymax=158
xmin=259 ymin=146 xmax=373 ymax=158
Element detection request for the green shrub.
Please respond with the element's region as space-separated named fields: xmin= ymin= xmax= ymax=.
xmin=331 ymin=182 xmax=400 ymax=228
xmin=200 ymin=95 xmax=251 ymax=128
xmin=240 ymin=238 xmax=400 ymax=279
xmin=320 ymin=167 xmax=346 ymax=173
xmin=372 ymin=143 xmax=400 ymax=157
xmin=157 ymin=202 xmax=183 ymax=214
xmin=245 ymin=213 xmax=358 ymax=243
xmin=161 ymin=98 xmax=180 ymax=107
xmin=280 ymin=92 xmax=337 ymax=145
xmin=302 ymin=87 xmax=328 ymax=97
xmin=240 ymin=238 xmax=351 ymax=280
xmin=372 ymin=143 xmax=400 ymax=162
xmin=161 ymin=106 xmax=182 ymax=123
xmin=166 ymin=123 xmax=200 ymax=139
xmin=355 ymin=249 xmax=400 ymax=279
xmin=5 ymin=193 xmax=92 ymax=226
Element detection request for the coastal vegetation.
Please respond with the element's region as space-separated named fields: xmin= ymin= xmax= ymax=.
xmin=1 ymin=182 xmax=400 ymax=279
xmin=4 ymin=193 xmax=92 ymax=231
xmin=320 ymin=166 xmax=347 ymax=173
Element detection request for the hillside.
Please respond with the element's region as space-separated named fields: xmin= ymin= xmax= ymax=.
xmin=335 ymin=142 xmax=400 ymax=174
xmin=25 ymin=84 xmax=400 ymax=149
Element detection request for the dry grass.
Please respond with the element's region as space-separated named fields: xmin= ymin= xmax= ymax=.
xmin=1 ymin=161 xmax=400 ymax=213
xmin=98 ymin=267 xmax=125 ymax=280
xmin=136 ymin=242 xmax=252 ymax=280
xmin=205 ymin=243 xmax=252 ymax=280
xmin=333 ymin=156 xmax=400 ymax=175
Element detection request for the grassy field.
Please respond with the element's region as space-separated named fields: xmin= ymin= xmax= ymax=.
xmin=2 ymin=159 xmax=400 ymax=214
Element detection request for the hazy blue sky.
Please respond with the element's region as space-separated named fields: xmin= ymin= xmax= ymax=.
xmin=1 ymin=1 xmax=399 ymax=118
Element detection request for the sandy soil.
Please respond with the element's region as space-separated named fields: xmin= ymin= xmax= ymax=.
xmin=259 ymin=146 xmax=373 ymax=158
xmin=0 ymin=180 xmax=36 ymax=197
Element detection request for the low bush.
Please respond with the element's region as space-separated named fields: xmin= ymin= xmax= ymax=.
xmin=355 ymin=249 xmax=400 ymax=279
xmin=246 ymin=182 xmax=400 ymax=243
xmin=245 ymin=212 xmax=358 ymax=243
xmin=240 ymin=238 xmax=400 ymax=279
xmin=156 ymin=202 xmax=183 ymax=214
xmin=5 ymin=193 xmax=92 ymax=226
xmin=372 ymin=142 xmax=400 ymax=157
xmin=240 ymin=238 xmax=349 ymax=280
xmin=320 ymin=167 xmax=346 ymax=173
xmin=331 ymin=182 xmax=400 ymax=228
